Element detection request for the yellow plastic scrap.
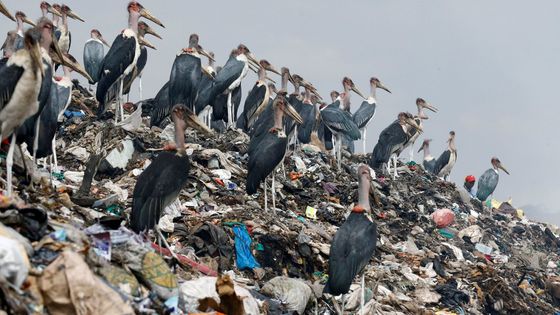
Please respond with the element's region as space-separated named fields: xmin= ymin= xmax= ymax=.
xmin=516 ymin=209 xmax=525 ymax=218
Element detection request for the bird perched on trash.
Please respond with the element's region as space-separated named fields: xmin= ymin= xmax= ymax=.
xmin=324 ymin=164 xmax=377 ymax=313
xmin=476 ymin=157 xmax=509 ymax=202
xmin=130 ymin=104 xmax=199 ymax=233
xmin=433 ymin=131 xmax=457 ymax=180
xmin=418 ymin=139 xmax=436 ymax=174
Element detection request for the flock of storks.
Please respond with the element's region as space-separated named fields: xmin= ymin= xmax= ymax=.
xmin=0 ymin=1 xmax=511 ymax=312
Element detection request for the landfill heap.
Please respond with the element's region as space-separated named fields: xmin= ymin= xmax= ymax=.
xmin=1 ymin=86 xmax=560 ymax=315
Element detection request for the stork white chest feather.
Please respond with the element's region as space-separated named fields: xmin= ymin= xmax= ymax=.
xmin=122 ymin=28 xmax=140 ymax=76
xmin=0 ymin=51 xmax=42 ymax=139
xmin=58 ymin=25 xmax=70 ymax=52
xmin=86 ymin=38 xmax=103 ymax=45
xmin=40 ymin=47 xmax=52 ymax=68
xmin=228 ymin=54 xmax=249 ymax=91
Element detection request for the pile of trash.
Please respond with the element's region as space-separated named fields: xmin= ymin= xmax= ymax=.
xmin=1 ymin=86 xmax=560 ymax=315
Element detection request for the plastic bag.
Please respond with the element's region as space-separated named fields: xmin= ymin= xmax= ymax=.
xmin=233 ymin=225 xmax=260 ymax=270
xmin=431 ymin=208 xmax=455 ymax=228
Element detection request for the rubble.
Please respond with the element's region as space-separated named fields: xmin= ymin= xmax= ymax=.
xmin=0 ymin=86 xmax=560 ymax=314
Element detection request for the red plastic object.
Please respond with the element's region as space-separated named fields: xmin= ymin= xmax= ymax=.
xmin=431 ymin=208 xmax=455 ymax=228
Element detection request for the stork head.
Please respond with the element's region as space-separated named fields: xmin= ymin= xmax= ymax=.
xmin=91 ymin=29 xmax=110 ymax=47
xmin=188 ymin=33 xmax=199 ymax=47
xmin=237 ymin=43 xmax=259 ymax=66
xmin=491 ymin=157 xmax=509 ymax=175
xmin=259 ymin=60 xmax=281 ymax=75
xmin=416 ymin=97 xmax=438 ymax=119
xmin=61 ymin=5 xmax=85 ymax=22
xmin=41 ymin=2 xmax=62 ymax=17
xmin=273 ymin=92 xmax=303 ymax=125
xmin=330 ymin=91 xmax=340 ymax=103
xmin=127 ymin=2 xmax=164 ymax=27
xmin=15 ymin=11 xmax=35 ymax=26
xmin=418 ymin=139 xmax=432 ymax=153
xmin=268 ymin=83 xmax=277 ymax=95
xmin=138 ymin=21 xmax=162 ymax=39
xmin=342 ymin=77 xmax=366 ymax=99
xmin=399 ymin=112 xmax=423 ymax=133
xmin=1 ymin=31 xmax=18 ymax=57
xmin=370 ymin=77 xmax=391 ymax=93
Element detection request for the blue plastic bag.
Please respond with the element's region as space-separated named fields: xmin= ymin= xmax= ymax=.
xmin=233 ymin=225 xmax=260 ymax=270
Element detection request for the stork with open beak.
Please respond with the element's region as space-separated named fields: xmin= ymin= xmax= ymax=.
xmin=369 ymin=112 xmax=422 ymax=178
xmin=352 ymin=77 xmax=391 ymax=153
xmin=399 ymin=97 xmax=438 ymax=162
xmin=12 ymin=11 xmax=36 ymax=52
xmin=247 ymin=92 xmax=303 ymax=212
xmin=320 ymin=77 xmax=363 ymax=168
xmin=96 ymin=1 xmax=164 ymax=123
xmin=433 ymin=131 xmax=457 ymax=180
xmin=238 ymin=59 xmax=280 ymax=133
xmin=57 ymin=5 xmax=85 ymax=53
xmin=477 ymin=157 xmax=509 ymax=201
xmin=83 ymin=29 xmax=109 ymax=87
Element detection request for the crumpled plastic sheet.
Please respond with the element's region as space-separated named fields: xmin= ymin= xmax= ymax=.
xmin=233 ymin=225 xmax=260 ymax=270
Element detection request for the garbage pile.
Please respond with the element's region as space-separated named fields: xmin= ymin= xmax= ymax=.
xmin=1 ymin=86 xmax=560 ymax=314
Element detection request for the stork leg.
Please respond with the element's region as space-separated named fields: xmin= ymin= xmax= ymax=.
xmin=52 ymin=136 xmax=59 ymax=173
xmin=17 ymin=144 xmax=30 ymax=185
xmin=362 ymin=129 xmax=367 ymax=154
xmin=336 ymin=135 xmax=342 ymax=169
xmin=32 ymin=117 xmax=41 ymax=164
xmin=119 ymin=77 xmax=125 ymax=122
xmin=393 ymin=155 xmax=398 ymax=178
xmin=138 ymin=75 xmax=143 ymax=100
xmin=271 ymin=171 xmax=276 ymax=213
xmin=226 ymin=91 xmax=233 ymax=129
xmin=264 ymin=178 xmax=268 ymax=212
xmin=6 ymin=133 xmax=16 ymax=197
xmin=341 ymin=294 xmax=345 ymax=315
xmin=360 ymin=273 xmax=365 ymax=315
xmin=409 ymin=144 xmax=414 ymax=162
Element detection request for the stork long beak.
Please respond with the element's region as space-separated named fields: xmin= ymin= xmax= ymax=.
xmin=140 ymin=8 xmax=164 ymax=28
xmin=139 ymin=37 xmax=156 ymax=50
xmin=198 ymin=48 xmax=215 ymax=62
xmin=22 ymin=16 xmax=36 ymax=27
xmin=66 ymin=9 xmax=85 ymax=22
xmin=378 ymin=82 xmax=391 ymax=93
xmin=266 ymin=76 xmax=276 ymax=84
xmin=422 ymin=102 xmax=438 ymax=112
xmin=182 ymin=107 xmax=213 ymax=136
xmin=313 ymin=92 xmax=323 ymax=101
xmin=50 ymin=35 xmax=65 ymax=68
xmin=351 ymin=85 xmax=367 ymax=99
xmin=498 ymin=163 xmax=510 ymax=175
xmin=247 ymin=53 xmax=259 ymax=68
xmin=283 ymin=102 xmax=304 ymax=124
xmin=144 ymin=25 xmax=162 ymax=39
xmin=0 ymin=2 xmax=15 ymax=22
xmin=417 ymin=146 xmax=424 ymax=153
xmin=99 ymin=37 xmax=110 ymax=48
xmin=47 ymin=6 xmax=62 ymax=17
xmin=406 ymin=118 xmax=423 ymax=132
xmin=266 ymin=64 xmax=281 ymax=75
xmin=54 ymin=53 xmax=93 ymax=82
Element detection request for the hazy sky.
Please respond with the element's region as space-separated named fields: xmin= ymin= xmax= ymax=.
xmin=3 ymin=1 xmax=559 ymax=224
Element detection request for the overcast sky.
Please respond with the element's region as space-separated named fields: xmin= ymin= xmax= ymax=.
xmin=3 ymin=0 xmax=559 ymax=224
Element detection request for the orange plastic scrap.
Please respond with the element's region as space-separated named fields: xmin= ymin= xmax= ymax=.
xmin=289 ymin=171 xmax=303 ymax=181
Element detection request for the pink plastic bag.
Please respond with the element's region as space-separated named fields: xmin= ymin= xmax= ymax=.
xmin=431 ymin=208 xmax=455 ymax=228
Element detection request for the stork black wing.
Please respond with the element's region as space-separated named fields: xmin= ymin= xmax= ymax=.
xmin=353 ymin=100 xmax=376 ymax=129
xmin=246 ymin=132 xmax=287 ymax=195
xmin=83 ymin=40 xmax=105 ymax=84
xmin=433 ymin=149 xmax=451 ymax=176
xmin=150 ymin=81 xmax=171 ymax=127
xmin=240 ymin=83 xmax=266 ymax=131
xmin=0 ymin=63 xmax=24 ymax=112
xmin=370 ymin=121 xmax=407 ymax=169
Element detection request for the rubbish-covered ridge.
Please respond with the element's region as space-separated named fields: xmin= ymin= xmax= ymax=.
xmin=1 ymin=86 xmax=560 ymax=315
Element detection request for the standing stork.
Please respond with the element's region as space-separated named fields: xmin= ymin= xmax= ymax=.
xmin=39 ymin=2 xmax=61 ymax=20
xmin=246 ymin=92 xmax=303 ymax=212
xmin=476 ymin=157 xmax=509 ymax=202
xmin=433 ymin=131 xmax=457 ymax=180
xmin=83 ymin=29 xmax=109 ymax=88
xmin=209 ymin=44 xmax=258 ymax=128
xmin=169 ymin=34 xmax=213 ymax=112
xmin=417 ymin=139 xmax=436 ymax=174
xmin=320 ymin=77 xmax=364 ymax=168
xmin=96 ymin=1 xmax=164 ymax=122
xmin=352 ymin=77 xmax=391 ymax=153
xmin=369 ymin=112 xmax=422 ymax=178
xmin=57 ymin=5 xmax=85 ymax=53
xmin=399 ymin=98 xmax=437 ymax=161
xmin=237 ymin=59 xmax=280 ymax=133
xmin=122 ymin=21 xmax=161 ymax=100
xmin=324 ymin=164 xmax=377 ymax=315
xmin=0 ymin=28 xmax=44 ymax=196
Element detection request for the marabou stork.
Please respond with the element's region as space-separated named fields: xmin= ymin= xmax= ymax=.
xmin=433 ymin=131 xmax=457 ymax=180
xmin=96 ymin=1 xmax=164 ymax=122
xmin=369 ymin=112 xmax=422 ymax=178
xmin=57 ymin=5 xmax=85 ymax=53
xmin=320 ymin=77 xmax=364 ymax=168
xmin=324 ymin=164 xmax=377 ymax=315
xmin=0 ymin=28 xmax=45 ymax=196
xmin=83 ymin=29 xmax=109 ymax=87
xmin=417 ymin=139 xmax=436 ymax=174
xmin=237 ymin=59 xmax=280 ymax=133
xmin=210 ymin=44 xmax=258 ymax=128
xmin=130 ymin=104 xmax=191 ymax=233
xmin=35 ymin=54 xmax=82 ymax=172
xmin=246 ymin=92 xmax=303 ymax=212
xmin=319 ymin=91 xmax=340 ymax=151
xmin=12 ymin=11 xmax=36 ymax=52
xmin=122 ymin=21 xmax=161 ymax=100
xmin=169 ymin=34 xmax=213 ymax=111
xmin=352 ymin=77 xmax=391 ymax=153
xmin=476 ymin=157 xmax=509 ymax=202
xmin=399 ymin=98 xmax=437 ymax=161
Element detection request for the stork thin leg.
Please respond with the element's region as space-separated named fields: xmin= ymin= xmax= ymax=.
xmin=52 ymin=136 xmax=59 ymax=173
xmin=271 ymin=171 xmax=276 ymax=213
xmin=341 ymin=294 xmax=345 ymax=315
xmin=409 ymin=145 xmax=414 ymax=162
xmin=264 ymin=178 xmax=268 ymax=212
xmin=393 ymin=155 xmax=398 ymax=178
xmin=336 ymin=135 xmax=342 ymax=169
xmin=155 ymin=225 xmax=179 ymax=260
xmin=360 ymin=273 xmax=365 ymax=315
xmin=32 ymin=117 xmax=41 ymax=163
xmin=119 ymin=77 xmax=125 ymax=122
xmin=362 ymin=129 xmax=367 ymax=154
xmin=17 ymin=144 xmax=30 ymax=185
xmin=226 ymin=91 xmax=233 ymax=129
xmin=6 ymin=133 xmax=16 ymax=197
xmin=139 ymin=75 xmax=143 ymax=100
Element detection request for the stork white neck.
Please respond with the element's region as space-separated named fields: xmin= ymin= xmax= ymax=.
xmin=16 ymin=17 xmax=24 ymax=37
xmin=128 ymin=11 xmax=140 ymax=34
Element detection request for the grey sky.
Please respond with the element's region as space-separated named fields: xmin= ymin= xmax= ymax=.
xmin=3 ymin=1 xmax=559 ymax=224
